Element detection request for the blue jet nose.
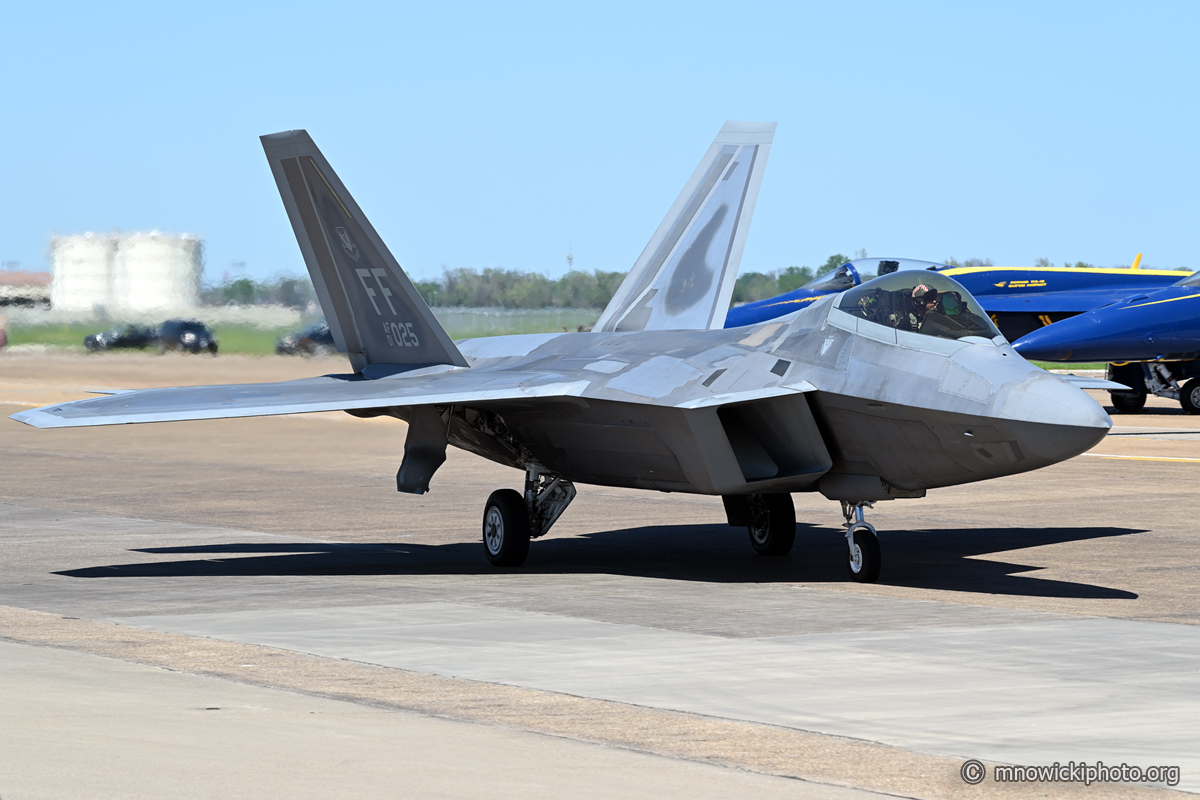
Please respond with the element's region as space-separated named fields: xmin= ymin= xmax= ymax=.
xmin=1012 ymin=305 xmax=1172 ymax=363
xmin=1011 ymin=312 xmax=1110 ymax=362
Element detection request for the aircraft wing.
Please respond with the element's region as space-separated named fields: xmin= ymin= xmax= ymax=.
xmin=1053 ymin=373 xmax=1130 ymax=390
xmin=594 ymin=121 xmax=775 ymax=333
xmin=8 ymin=368 xmax=590 ymax=429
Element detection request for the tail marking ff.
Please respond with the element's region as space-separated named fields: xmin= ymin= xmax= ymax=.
xmin=261 ymin=131 xmax=467 ymax=374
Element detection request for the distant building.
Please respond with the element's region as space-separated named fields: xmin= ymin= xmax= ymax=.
xmin=0 ymin=270 xmax=52 ymax=308
xmin=50 ymin=231 xmax=203 ymax=314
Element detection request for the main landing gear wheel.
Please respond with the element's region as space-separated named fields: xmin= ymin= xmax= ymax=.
xmin=1181 ymin=379 xmax=1200 ymax=415
xmin=746 ymin=493 xmax=796 ymax=556
xmin=482 ymin=489 xmax=530 ymax=567
xmin=1109 ymin=390 xmax=1147 ymax=413
xmin=842 ymin=502 xmax=881 ymax=583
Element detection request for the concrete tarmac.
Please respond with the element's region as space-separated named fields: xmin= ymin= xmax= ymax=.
xmin=2 ymin=351 xmax=1198 ymax=798
xmin=0 ymin=639 xmax=860 ymax=800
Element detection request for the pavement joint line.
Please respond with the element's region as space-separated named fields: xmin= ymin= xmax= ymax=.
xmin=0 ymin=605 xmax=1178 ymax=800
xmin=1083 ymin=454 xmax=1200 ymax=463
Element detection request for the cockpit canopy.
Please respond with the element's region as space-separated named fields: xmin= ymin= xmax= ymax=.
xmin=803 ymin=257 xmax=950 ymax=293
xmin=1173 ymin=270 xmax=1200 ymax=288
xmin=837 ymin=271 xmax=1002 ymax=342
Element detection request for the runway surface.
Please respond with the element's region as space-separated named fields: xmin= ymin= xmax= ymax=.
xmin=2 ymin=351 xmax=1197 ymax=798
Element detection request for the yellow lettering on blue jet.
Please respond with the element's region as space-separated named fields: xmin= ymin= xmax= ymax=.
xmin=994 ymin=281 xmax=1007 ymax=287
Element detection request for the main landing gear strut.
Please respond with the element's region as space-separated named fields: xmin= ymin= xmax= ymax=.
xmin=841 ymin=501 xmax=881 ymax=583
xmin=482 ymin=463 xmax=576 ymax=567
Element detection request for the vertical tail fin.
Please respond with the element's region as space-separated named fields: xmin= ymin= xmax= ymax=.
xmin=261 ymin=130 xmax=468 ymax=374
xmin=594 ymin=121 xmax=776 ymax=333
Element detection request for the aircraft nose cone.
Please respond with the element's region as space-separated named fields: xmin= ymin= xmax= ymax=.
xmin=999 ymin=371 xmax=1111 ymax=463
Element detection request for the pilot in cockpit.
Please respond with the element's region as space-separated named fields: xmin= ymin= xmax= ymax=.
xmin=910 ymin=285 xmax=938 ymax=330
xmin=844 ymin=274 xmax=996 ymax=341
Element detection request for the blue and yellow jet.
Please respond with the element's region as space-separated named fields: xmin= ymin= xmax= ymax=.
xmin=726 ymin=255 xmax=1186 ymax=342
xmin=1013 ymin=270 xmax=1200 ymax=413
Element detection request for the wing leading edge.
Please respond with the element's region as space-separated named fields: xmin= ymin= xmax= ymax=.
xmin=9 ymin=369 xmax=590 ymax=429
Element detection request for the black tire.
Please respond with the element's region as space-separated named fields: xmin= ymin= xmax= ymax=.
xmin=846 ymin=527 xmax=881 ymax=583
xmin=208 ymin=343 xmax=219 ymax=355
xmin=1109 ymin=390 xmax=1147 ymax=413
xmin=482 ymin=489 xmax=530 ymax=567
xmin=746 ymin=493 xmax=796 ymax=556
xmin=1181 ymin=379 xmax=1200 ymax=415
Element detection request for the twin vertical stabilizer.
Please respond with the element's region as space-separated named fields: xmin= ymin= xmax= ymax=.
xmin=263 ymin=121 xmax=776 ymax=370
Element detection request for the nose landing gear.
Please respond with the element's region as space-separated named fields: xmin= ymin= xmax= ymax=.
xmin=841 ymin=501 xmax=881 ymax=583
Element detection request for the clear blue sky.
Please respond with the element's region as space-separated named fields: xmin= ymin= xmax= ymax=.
xmin=2 ymin=1 xmax=1196 ymax=284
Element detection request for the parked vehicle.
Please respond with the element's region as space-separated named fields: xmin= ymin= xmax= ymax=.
xmin=159 ymin=319 xmax=218 ymax=354
xmin=276 ymin=319 xmax=334 ymax=355
xmin=83 ymin=324 xmax=159 ymax=352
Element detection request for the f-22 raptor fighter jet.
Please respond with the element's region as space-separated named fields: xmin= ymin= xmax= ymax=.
xmin=11 ymin=123 xmax=1113 ymax=583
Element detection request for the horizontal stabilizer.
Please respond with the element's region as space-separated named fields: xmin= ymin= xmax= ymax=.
xmin=595 ymin=121 xmax=775 ymax=333
xmin=261 ymin=130 xmax=467 ymax=374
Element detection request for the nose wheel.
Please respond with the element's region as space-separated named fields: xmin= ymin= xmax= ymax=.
xmin=842 ymin=502 xmax=881 ymax=583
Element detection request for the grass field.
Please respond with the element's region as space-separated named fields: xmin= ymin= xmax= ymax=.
xmin=2 ymin=316 xmax=1112 ymax=370
xmin=1030 ymin=362 xmax=1107 ymax=371
xmin=5 ymin=309 xmax=606 ymax=356
xmin=6 ymin=323 xmax=297 ymax=355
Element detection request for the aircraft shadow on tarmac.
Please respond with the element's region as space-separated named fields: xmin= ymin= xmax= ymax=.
xmin=56 ymin=523 xmax=1141 ymax=599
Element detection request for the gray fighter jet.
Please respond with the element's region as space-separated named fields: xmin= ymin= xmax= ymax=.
xmin=11 ymin=123 xmax=1113 ymax=582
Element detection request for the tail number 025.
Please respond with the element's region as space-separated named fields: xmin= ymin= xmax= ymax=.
xmin=385 ymin=321 xmax=420 ymax=348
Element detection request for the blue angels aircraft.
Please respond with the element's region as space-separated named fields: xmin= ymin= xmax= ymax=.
xmin=727 ymin=256 xmax=1187 ymax=343
xmin=1013 ymin=270 xmax=1200 ymax=414
xmin=11 ymin=124 xmax=1114 ymax=582
xmin=935 ymin=255 xmax=1188 ymax=342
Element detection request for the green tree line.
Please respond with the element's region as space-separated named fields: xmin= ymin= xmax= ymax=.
xmin=731 ymin=254 xmax=850 ymax=304
xmin=201 ymin=276 xmax=318 ymax=308
xmin=414 ymin=268 xmax=626 ymax=309
xmin=200 ymin=255 xmax=859 ymax=312
xmin=209 ymin=251 xmax=1185 ymax=313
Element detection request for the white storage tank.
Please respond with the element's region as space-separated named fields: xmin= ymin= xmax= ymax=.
xmin=50 ymin=231 xmax=203 ymax=315
xmin=49 ymin=233 xmax=115 ymax=312
xmin=110 ymin=232 xmax=202 ymax=314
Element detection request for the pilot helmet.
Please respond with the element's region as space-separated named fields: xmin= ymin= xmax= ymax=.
xmin=911 ymin=284 xmax=938 ymax=303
